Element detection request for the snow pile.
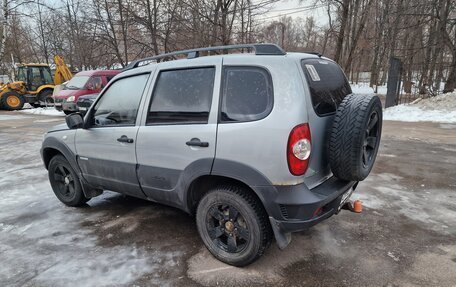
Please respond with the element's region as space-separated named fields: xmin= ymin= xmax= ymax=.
xmin=17 ymin=107 xmax=64 ymax=116
xmin=351 ymin=83 xmax=387 ymax=95
xmin=410 ymin=92 xmax=456 ymax=111
xmin=351 ymin=83 xmax=374 ymax=94
xmin=384 ymin=91 xmax=456 ymax=123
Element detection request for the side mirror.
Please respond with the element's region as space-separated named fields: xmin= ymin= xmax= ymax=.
xmin=65 ymin=113 xmax=84 ymax=129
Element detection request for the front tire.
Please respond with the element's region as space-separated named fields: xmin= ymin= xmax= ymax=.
xmin=48 ymin=155 xmax=89 ymax=206
xmin=196 ymin=186 xmax=272 ymax=267
xmin=1 ymin=91 xmax=25 ymax=110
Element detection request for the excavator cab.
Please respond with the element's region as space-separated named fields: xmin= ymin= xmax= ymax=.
xmin=16 ymin=64 xmax=54 ymax=91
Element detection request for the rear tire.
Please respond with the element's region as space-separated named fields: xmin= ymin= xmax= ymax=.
xmin=196 ymin=186 xmax=272 ymax=267
xmin=329 ymin=94 xmax=383 ymax=181
xmin=38 ymin=90 xmax=54 ymax=107
xmin=48 ymin=155 xmax=89 ymax=207
xmin=1 ymin=91 xmax=25 ymax=110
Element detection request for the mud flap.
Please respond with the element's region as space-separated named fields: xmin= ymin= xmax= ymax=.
xmin=79 ymin=176 xmax=103 ymax=198
xmin=269 ymin=217 xmax=292 ymax=249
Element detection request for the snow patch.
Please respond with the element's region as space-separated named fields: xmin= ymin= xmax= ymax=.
xmin=17 ymin=107 xmax=64 ymax=116
xmin=384 ymin=105 xmax=456 ymax=123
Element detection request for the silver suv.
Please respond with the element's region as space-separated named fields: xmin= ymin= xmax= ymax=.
xmin=41 ymin=44 xmax=382 ymax=266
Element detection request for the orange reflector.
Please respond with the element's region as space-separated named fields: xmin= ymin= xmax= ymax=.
xmin=353 ymin=200 xmax=363 ymax=213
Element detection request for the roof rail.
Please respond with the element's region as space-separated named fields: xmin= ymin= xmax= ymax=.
xmin=123 ymin=43 xmax=286 ymax=71
xmin=306 ymin=51 xmax=323 ymax=58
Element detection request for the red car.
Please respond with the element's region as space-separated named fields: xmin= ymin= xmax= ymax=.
xmin=54 ymin=70 xmax=120 ymax=114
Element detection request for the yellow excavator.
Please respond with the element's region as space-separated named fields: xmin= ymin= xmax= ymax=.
xmin=0 ymin=55 xmax=73 ymax=110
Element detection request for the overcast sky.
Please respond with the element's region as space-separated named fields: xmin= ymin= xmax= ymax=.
xmin=262 ymin=0 xmax=329 ymax=26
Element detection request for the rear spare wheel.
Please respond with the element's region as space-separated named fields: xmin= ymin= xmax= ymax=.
xmin=329 ymin=94 xmax=382 ymax=181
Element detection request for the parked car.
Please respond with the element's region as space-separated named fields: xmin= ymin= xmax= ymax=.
xmin=76 ymin=93 xmax=98 ymax=115
xmin=54 ymin=70 xmax=120 ymax=114
xmin=41 ymin=44 xmax=382 ymax=267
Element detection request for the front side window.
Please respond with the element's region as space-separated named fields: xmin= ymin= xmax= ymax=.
xmin=92 ymin=74 xmax=149 ymax=127
xmin=147 ymin=67 xmax=215 ymax=124
xmin=301 ymin=59 xmax=352 ymax=115
xmin=86 ymin=76 xmax=103 ymax=90
xmin=220 ymin=66 xmax=273 ymax=122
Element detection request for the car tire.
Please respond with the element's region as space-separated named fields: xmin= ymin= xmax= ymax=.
xmin=1 ymin=91 xmax=25 ymax=110
xmin=48 ymin=155 xmax=89 ymax=207
xmin=329 ymin=94 xmax=383 ymax=181
xmin=196 ymin=186 xmax=272 ymax=267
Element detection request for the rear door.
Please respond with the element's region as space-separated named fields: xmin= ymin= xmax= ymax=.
xmin=300 ymin=58 xmax=352 ymax=188
xmin=136 ymin=60 xmax=221 ymax=207
xmin=75 ymin=73 xmax=150 ymax=198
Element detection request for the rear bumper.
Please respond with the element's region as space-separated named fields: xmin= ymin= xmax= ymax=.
xmin=255 ymin=177 xmax=358 ymax=248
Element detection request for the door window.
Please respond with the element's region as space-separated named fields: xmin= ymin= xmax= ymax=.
xmin=147 ymin=67 xmax=215 ymax=124
xmin=220 ymin=66 xmax=273 ymax=122
xmin=29 ymin=67 xmax=43 ymax=90
xmin=92 ymin=74 xmax=149 ymax=127
xmin=86 ymin=76 xmax=103 ymax=90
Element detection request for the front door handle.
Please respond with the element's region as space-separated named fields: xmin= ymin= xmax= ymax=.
xmin=186 ymin=138 xmax=209 ymax=147
xmin=117 ymin=135 xmax=134 ymax=143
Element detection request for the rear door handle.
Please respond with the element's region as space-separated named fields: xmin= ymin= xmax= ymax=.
xmin=186 ymin=138 xmax=209 ymax=147
xmin=117 ymin=135 xmax=134 ymax=143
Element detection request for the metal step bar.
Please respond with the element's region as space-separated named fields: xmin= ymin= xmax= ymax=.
xmin=123 ymin=43 xmax=286 ymax=71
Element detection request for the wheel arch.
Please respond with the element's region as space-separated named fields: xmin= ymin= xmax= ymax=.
xmin=42 ymin=147 xmax=65 ymax=169
xmin=185 ymin=159 xmax=276 ymax=218
xmin=36 ymin=85 xmax=55 ymax=95
xmin=41 ymin=137 xmax=102 ymax=198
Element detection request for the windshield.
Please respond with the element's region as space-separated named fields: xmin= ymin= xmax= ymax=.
xmin=64 ymin=76 xmax=90 ymax=90
xmin=17 ymin=67 xmax=27 ymax=82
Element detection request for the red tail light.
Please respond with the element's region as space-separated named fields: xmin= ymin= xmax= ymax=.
xmin=287 ymin=123 xmax=312 ymax=176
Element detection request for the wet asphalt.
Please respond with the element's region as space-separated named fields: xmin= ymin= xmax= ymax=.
xmin=0 ymin=110 xmax=455 ymax=287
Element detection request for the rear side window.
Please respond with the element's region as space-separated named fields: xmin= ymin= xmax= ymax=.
xmin=301 ymin=59 xmax=352 ymax=115
xmin=221 ymin=66 xmax=273 ymax=122
xmin=147 ymin=67 xmax=215 ymax=124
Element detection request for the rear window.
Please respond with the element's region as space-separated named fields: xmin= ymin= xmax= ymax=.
xmin=301 ymin=59 xmax=352 ymax=115
xmin=220 ymin=66 xmax=273 ymax=122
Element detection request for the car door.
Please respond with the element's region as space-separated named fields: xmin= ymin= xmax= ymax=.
xmin=136 ymin=60 xmax=221 ymax=207
xmin=75 ymin=73 xmax=150 ymax=198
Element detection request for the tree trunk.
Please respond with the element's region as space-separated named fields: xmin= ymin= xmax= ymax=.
xmin=334 ymin=0 xmax=349 ymax=63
